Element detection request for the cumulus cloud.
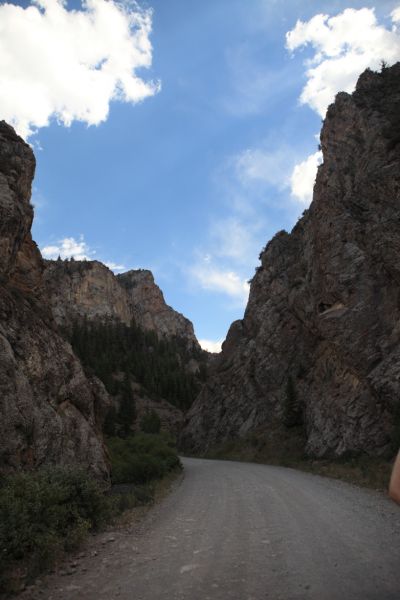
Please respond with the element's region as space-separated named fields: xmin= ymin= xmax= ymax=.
xmin=190 ymin=263 xmax=249 ymax=303
xmin=286 ymin=6 xmax=400 ymax=207
xmin=286 ymin=7 xmax=400 ymax=117
xmin=41 ymin=235 xmax=126 ymax=272
xmin=198 ymin=339 xmax=223 ymax=353
xmin=393 ymin=7 xmax=400 ymax=23
xmin=41 ymin=236 xmax=93 ymax=260
xmin=0 ymin=0 xmax=159 ymax=139
xmin=290 ymin=150 xmax=323 ymax=204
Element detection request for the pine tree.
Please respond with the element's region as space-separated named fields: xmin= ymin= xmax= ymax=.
xmin=283 ymin=376 xmax=302 ymax=428
xmin=117 ymin=373 xmax=136 ymax=437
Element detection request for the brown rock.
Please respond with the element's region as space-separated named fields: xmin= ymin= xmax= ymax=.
xmin=182 ymin=64 xmax=400 ymax=459
xmin=118 ymin=269 xmax=199 ymax=351
xmin=0 ymin=122 xmax=110 ymax=482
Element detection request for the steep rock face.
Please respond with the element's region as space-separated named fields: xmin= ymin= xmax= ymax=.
xmin=44 ymin=263 xmax=201 ymax=353
xmin=118 ymin=269 xmax=199 ymax=350
xmin=0 ymin=122 xmax=110 ymax=481
xmin=183 ymin=65 xmax=400 ymax=458
xmin=44 ymin=260 xmax=131 ymax=327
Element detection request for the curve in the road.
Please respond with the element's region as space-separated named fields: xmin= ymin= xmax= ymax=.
xmin=39 ymin=457 xmax=400 ymax=600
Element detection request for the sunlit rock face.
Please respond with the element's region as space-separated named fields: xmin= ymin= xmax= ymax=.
xmin=44 ymin=263 xmax=201 ymax=354
xmin=182 ymin=64 xmax=400 ymax=459
xmin=44 ymin=260 xmax=132 ymax=327
xmin=118 ymin=269 xmax=200 ymax=351
xmin=0 ymin=122 xmax=110 ymax=482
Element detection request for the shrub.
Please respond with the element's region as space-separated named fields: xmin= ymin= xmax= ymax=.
xmin=0 ymin=467 xmax=112 ymax=587
xmin=140 ymin=410 xmax=161 ymax=434
xmin=107 ymin=433 xmax=181 ymax=485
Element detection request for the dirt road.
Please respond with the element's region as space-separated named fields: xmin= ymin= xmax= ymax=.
xmin=36 ymin=457 xmax=400 ymax=600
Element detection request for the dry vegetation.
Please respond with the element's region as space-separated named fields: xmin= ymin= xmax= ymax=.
xmin=203 ymin=426 xmax=393 ymax=492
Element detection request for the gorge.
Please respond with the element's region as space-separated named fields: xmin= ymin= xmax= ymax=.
xmin=1 ymin=64 xmax=400 ymax=483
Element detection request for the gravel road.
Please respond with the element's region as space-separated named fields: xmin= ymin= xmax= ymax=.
xmin=36 ymin=457 xmax=400 ymax=600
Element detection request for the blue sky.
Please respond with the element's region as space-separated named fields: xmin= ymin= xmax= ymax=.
xmin=2 ymin=0 xmax=400 ymax=350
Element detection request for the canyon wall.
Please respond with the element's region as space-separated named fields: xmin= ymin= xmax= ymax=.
xmin=0 ymin=122 xmax=110 ymax=481
xmin=183 ymin=64 xmax=400 ymax=459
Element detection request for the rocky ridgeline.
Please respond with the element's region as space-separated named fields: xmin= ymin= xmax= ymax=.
xmin=44 ymin=260 xmax=201 ymax=354
xmin=0 ymin=122 xmax=110 ymax=481
xmin=183 ymin=64 xmax=400 ymax=459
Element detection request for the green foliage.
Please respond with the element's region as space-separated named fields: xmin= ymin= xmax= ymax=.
xmin=112 ymin=484 xmax=155 ymax=513
xmin=283 ymin=376 xmax=302 ymax=428
xmin=117 ymin=373 xmax=136 ymax=436
xmin=140 ymin=410 xmax=161 ymax=434
xmin=0 ymin=468 xmax=112 ymax=586
xmin=103 ymin=406 xmax=118 ymax=437
xmin=70 ymin=318 xmax=204 ymax=412
xmin=107 ymin=433 xmax=181 ymax=485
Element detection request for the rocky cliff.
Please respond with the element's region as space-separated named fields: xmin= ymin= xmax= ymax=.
xmin=44 ymin=261 xmax=200 ymax=353
xmin=182 ymin=64 xmax=400 ymax=459
xmin=0 ymin=122 xmax=110 ymax=481
xmin=118 ymin=269 xmax=199 ymax=350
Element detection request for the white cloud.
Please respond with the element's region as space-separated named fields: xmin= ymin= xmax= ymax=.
xmin=286 ymin=6 xmax=400 ymax=207
xmin=41 ymin=235 xmax=127 ymax=273
xmin=210 ymin=217 xmax=261 ymax=265
xmin=0 ymin=0 xmax=159 ymax=139
xmin=235 ymin=146 xmax=292 ymax=189
xmin=233 ymin=142 xmax=322 ymax=207
xmin=393 ymin=7 xmax=400 ymax=24
xmin=290 ymin=150 xmax=322 ymax=205
xmin=190 ymin=263 xmax=249 ymax=303
xmin=199 ymin=339 xmax=223 ymax=353
xmin=104 ymin=261 xmax=126 ymax=273
xmin=286 ymin=7 xmax=400 ymax=117
xmin=41 ymin=236 xmax=92 ymax=260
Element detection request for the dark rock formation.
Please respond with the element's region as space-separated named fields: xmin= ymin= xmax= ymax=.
xmin=182 ymin=64 xmax=400 ymax=458
xmin=0 ymin=122 xmax=110 ymax=481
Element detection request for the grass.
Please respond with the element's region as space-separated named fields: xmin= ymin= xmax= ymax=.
xmin=202 ymin=428 xmax=394 ymax=492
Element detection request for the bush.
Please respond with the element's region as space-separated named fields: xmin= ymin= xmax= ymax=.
xmin=107 ymin=433 xmax=181 ymax=485
xmin=140 ymin=410 xmax=161 ymax=434
xmin=0 ymin=467 xmax=112 ymax=587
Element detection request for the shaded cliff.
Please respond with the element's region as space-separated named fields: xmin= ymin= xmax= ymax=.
xmin=0 ymin=122 xmax=110 ymax=481
xmin=182 ymin=64 xmax=400 ymax=459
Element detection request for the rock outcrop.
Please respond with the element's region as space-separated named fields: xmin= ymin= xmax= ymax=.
xmin=0 ymin=122 xmax=110 ymax=481
xmin=183 ymin=64 xmax=400 ymax=459
xmin=118 ymin=269 xmax=199 ymax=350
xmin=44 ymin=262 xmax=200 ymax=353
xmin=44 ymin=260 xmax=132 ymax=326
